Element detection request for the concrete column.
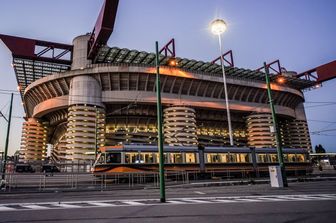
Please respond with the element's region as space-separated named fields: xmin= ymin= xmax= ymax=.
xmin=65 ymin=75 xmax=105 ymax=162
xmin=71 ymin=34 xmax=92 ymax=70
xmin=19 ymin=118 xmax=47 ymax=162
xmin=163 ymin=106 xmax=198 ymax=146
xmin=246 ymin=113 xmax=276 ymax=148
xmin=279 ymin=119 xmax=312 ymax=151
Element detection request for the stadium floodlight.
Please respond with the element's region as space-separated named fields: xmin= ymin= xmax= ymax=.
xmin=211 ymin=19 xmax=227 ymax=35
xmin=211 ymin=19 xmax=233 ymax=146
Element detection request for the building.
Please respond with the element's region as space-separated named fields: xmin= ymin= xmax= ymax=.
xmin=0 ymin=1 xmax=320 ymax=165
xmin=0 ymin=33 xmax=315 ymax=163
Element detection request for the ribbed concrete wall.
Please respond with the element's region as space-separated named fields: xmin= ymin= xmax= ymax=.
xmin=280 ymin=119 xmax=312 ymax=151
xmin=19 ymin=118 xmax=47 ymax=161
xmin=164 ymin=106 xmax=198 ymax=146
xmin=246 ymin=113 xmax=276 ymax=148
xmin=65 ymin=105 xmax=105 ymax=161
xmin=51 ymin=134 xmax=67 ymax=162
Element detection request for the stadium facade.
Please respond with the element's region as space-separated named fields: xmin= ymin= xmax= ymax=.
xmin=4 ymin=34 xmax=314 ymax=163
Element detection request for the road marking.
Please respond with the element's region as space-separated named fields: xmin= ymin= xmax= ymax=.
xmin=167 ymin=200 xmax=189 ymax=204
xmin=234 ymin=198 xmax=263 ymax=202
xmin=256 ymin=197 xmax=288 ymax=201
xmin=88 ymin=202 xmax=116 ymax=207
xmin=52 ymin=203 xmax=81 ymax=208
xmin=0 ymin=194 xmax=335 ymax=212
xmin=22 ymin=205 xmax=49 ymax=210
xmin=0 ymin=206 xmax=15 ymax=211
xmin=194 ymin=191 xmax=206 ymax=195
xmin=214 ymin=199 xmax=237 ymax=203
xmin=180 ymin=199 xmax=210 ymax=203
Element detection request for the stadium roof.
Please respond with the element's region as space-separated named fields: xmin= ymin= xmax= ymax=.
xmin=0 ymin=33 xmax=317 ymax=99
xmin=94 ymin=45 xmax=317 ymax=90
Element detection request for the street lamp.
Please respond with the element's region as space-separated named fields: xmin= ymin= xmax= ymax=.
xmin=211 ymin=19 xmax=234 ymax=146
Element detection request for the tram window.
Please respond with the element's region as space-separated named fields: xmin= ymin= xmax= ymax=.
xmin=270 ymin=154 xmax=278 ymax=163
xmin=237 ymin=153 xmax=249 ymax=163
xmin=106 ymin=153 xmax=121 ymax=163
xmin=98 ymin=154 xmax=105 ymax=164
xmin=297 ymin=154 xmax=305 ymax=162
xmin=155 ymin=153 xmax=169 ymax=164
xmin=257 ymin=154 xmax=267 ymax=163
xmin=288 ymin=154 xmax=296 ymax=162
xmin=125 ymin=153 xmax=139 ymax=163
xmin=170 ymin=153 xmax=183 ymax=164
xmin=144 ymin=153 xmax=155 ymax=163
xmin=185 ymin=153 xmax=196 ymax=163
xmin=283 ymin=154 xmax=289 ymax=162
xmin=220 ymin=154 xmax=228 ymax=163
xmin=207 ymin=154 xmax=221 ymax=163
xmin=229 ymin=154 xmax=237 ymax=163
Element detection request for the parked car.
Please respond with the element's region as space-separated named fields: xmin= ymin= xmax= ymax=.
xmin=15 ymin=164 xmax=35 ymax=173
xmin=41 ymin=164 xmax=60 ymax=173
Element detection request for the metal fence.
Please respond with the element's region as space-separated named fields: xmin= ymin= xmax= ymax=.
xmin=0 ymin=166 xmax=312 ymax=193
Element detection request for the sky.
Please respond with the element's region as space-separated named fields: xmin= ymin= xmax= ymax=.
xmin=0 ymin=0 xmax=335 ymax=155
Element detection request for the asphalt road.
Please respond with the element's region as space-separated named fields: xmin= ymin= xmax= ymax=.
xmin=0 ymin=181 xmax=335 ymax=223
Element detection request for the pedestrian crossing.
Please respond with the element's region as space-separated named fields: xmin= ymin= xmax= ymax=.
xmin=0 ymin=194 xmax=335 ymax=212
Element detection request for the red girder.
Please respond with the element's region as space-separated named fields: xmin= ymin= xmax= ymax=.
xmin=256 ymin=59 xmax=281 ymax=75
xmin=0 ymin=34 xmax=72 ymax=65
xmin=159 ymin=38 xmax=176 ymax=57
xmin=297 ymin=60 xmax=336 ymax=83
xmin=211 ymin=50 xmax=234 ymax=67
xmin=87 ymin=0 xmax=119 ymax=59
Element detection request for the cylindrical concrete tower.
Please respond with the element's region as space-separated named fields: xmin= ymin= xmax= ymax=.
xmin=65 ymin=75 xmax=105 ymax=161
xmin=164 ymin=106 xmax=197 ymax=146
xmin=71 ymin=34 xmax=92 ymax=70
xmin=20 ymin=118 xmax=47 ymax=161
xmin=246 ymin=113 xmax=276 ymax=148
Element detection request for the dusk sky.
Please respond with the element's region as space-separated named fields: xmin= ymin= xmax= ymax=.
xmin=0 ymin=0 xmax=335 ymax=155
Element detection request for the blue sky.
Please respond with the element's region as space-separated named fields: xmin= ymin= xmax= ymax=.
xmin=0 ymin=0 xmax=335 ymax=155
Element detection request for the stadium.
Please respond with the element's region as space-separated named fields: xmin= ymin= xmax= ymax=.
xmin=1 ymin=0 xmax=327 ymax=172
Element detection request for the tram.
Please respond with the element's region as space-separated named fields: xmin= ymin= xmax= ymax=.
xmin=92 ymin=145 xmax=312 ymax=175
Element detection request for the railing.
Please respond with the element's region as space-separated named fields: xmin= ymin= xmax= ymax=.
xmin=0 ymin=166 xmax=313 ymax=193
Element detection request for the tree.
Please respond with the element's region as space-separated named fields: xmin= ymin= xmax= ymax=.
xmin=315 ymin=144 xmax=326 ymax=153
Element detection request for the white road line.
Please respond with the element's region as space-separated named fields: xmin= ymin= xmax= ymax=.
xmin=275 ymin=196 xmax=312 ymax=201
xmin=180 ymin=199 xmax=211 ymax=203
xmin=0 ymin=206 xmax=16 ymax=211
xmin=214 ymin=199 xmax=237 ymax=203
xmin=167 ymin=200 xmax=189 ymax=204
xmin=234 ymin=198 xmax=262 ymax=202
xmin=256 ymin=197 xmax=289 ymax=201
xmin=316 ymin=195 xmax=336 ymax=199
xmin=122 ymin=201 xmax=146 ymax=206
xmin=52 ymin=203 xmax=81 ymax=208
xmin=22 ymin=205 xmax=49 ymax=210
xmin=194 ymin=191 xmax=206 ymax=195
xmin=88 ymin=202 xmax=116 ymax=207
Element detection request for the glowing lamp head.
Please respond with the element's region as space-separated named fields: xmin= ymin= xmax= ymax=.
xmin=277 ymin=76 xmax=285 ymax=84
xmin=211 ymin=19 xmax=227 ymax=35
xmin=168 ymin=58 xmax=178 ymax=66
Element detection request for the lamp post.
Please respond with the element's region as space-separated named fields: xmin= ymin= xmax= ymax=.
xmin=155 ymin=41 xmax=166 ymax=202
xmin=211 ymin=19 xmax=234 ymax=146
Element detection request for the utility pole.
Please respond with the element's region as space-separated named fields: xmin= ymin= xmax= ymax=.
xmin=2 ymin=93 xmax=13 ymax=180
xmin=264 ymin=63 xmax=288 ymax=187
xmin=155 ymin=41 xmax=166 ymax=202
